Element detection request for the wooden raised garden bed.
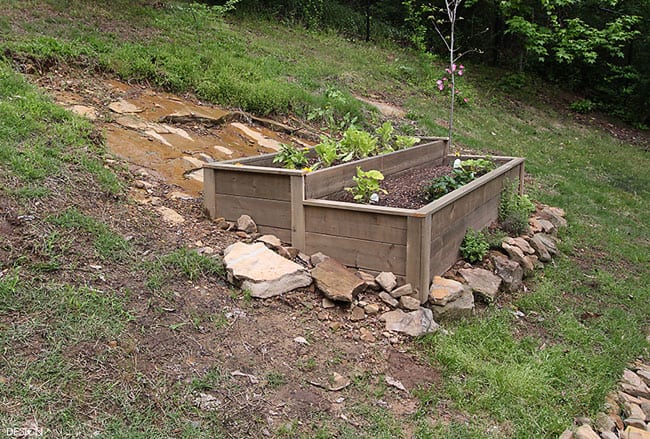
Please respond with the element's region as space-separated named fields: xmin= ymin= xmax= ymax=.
xmin=203 ymin=139 xmax=525 ymax=303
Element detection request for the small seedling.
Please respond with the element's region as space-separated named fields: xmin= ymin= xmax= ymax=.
xmin=345 ymin=167 xmax=387 ymax=203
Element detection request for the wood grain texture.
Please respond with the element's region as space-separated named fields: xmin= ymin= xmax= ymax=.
xmin=214 ymin=194 xmax=291 ymax=228
xmin=290 ymin=176 xmax=306 ymax=251
xmin=304 ymin=206 xmax=408 ymax=245
xmin=203 ymin=167 xmax=217 ymax=218
xmin=304 ymin=233 xmax=407 ymax=275
xmin=214 ymin=170 xmax=292 ymax=201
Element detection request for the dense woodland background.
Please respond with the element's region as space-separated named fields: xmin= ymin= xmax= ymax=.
xmin=223 ymin=0 xmax=649 ymax=127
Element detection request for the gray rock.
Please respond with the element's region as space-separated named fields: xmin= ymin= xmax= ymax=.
xmin=350 ymin=306 xmax=366 ymax=321
xmin=429 ymin=276 xmax=465 ymax=305
xmin=213 ymin=217 xmax=230 ymax=230
xmin=399 ymin=295 xmax=421 ymax=311
xmin=641 ymin=400 xmax=650 ymax=420
xmin=622 ymin=370 xmax=650 ymax=399
xmin=529 ymin=234 xmax=552 ymax=262
xmin=311 ymin=258 xmax=365 ymax=303
xmin=379 ymin=291 xmax=399 ymax=308
xmin=623 ymin=417 xmax=647 ymax=430
xmin=541 ymin=206 xmax=568 ymax=228
xmin=322 ymin=297 xmax=336 ymax=309
xmin=637 ymin=369 xmax=650 ymax=387
xmin=310 ymin=252 xmax=330 ymax=266
xmin=558 ymin=429 xmax=573 ymax=439
xmin=391 ymin=283 xmax=414 ymax=298
xmin=376 ymin=272 xmax=397 ymax=292
xmin=236 ymin=215 xmax=257 ymax=233
xmin=364 ymin=303 xmax=381 ymax=315
xmin=257 ymin=234 xmax=282 ymax=249
xmin=491 ymin=251 xmax=523 ymax=292
xmin=575 ymin=424 xmax=600 ymax=439
xmin=594 ymin=412 xmax=616 ymax=433
xmin=380 ymin=308 xmax=439 ymax=337
xmin=223 ymin=242 xmax=311 ymax=298
xmin=502 ymin=243 xmax=534 ymax=276
xmin=356 ymin=270 xmax=380 ymax=291
xmin=536 ymin=233 xmax=559 ymax=255
xmin=537 ymin=218 xmax=557 ymax=235
xmin=600 ymin=432 xmax=618 ymax=439
xmin=504 ymin=236 xmax=535 ymax=254
xmin=430 ymin=289 xmax=475 ymax=321
xmin=623 ymin=401 xmax=647 ymax=420
xmin=459 ymin=267 xmax=502 ymax=302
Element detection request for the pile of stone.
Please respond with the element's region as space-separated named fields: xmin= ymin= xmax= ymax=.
xmin=221 ymin=204 xmax=565 ymax=336
xmin=428 ymin=203 xmax=565 ymax=318
xmin=560 ymin=363 xmax=650 ymax=439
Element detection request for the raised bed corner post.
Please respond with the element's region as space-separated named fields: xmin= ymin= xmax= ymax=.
xmin=290 ymin=175 xmax=306 ymax=251
xmin=406 ymin=215 xmax=432 ymax=304
xmin=518 ymin=161 xmax=525 ymax=195
xmin=203 ymin=167 xmax=217 ymax=219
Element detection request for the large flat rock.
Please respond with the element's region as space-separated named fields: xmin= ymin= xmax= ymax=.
xmin=311 ymin=258 xmax=365 ymax=303
xmin=459 ymin=267 xmax=502 ymax=302
xmin=223 ymin=242 xmax=311 ymax=298
xmin=381 ymin=308 xmax=439 ymax=337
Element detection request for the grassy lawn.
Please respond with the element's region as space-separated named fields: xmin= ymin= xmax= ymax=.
xmin=1 ymin=1 xmax=648 ymax=437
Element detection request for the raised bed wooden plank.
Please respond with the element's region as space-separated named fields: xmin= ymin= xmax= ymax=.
xmin=304 ymin=140 xmax=447 ymax=199
xmin=304 ymin=205 xmax=408 ymax=245
xmin=214 ymin=194 xmax=291 ymax=228
xmin=203 ymin=168 xmax=217 ymax=218
xmin=406 ymin=215 xmax=432 ymax=303
xmin=429 ymin=196 xmax=500 ymax=276
xmin=304 ymin=233 xmax=407 ymax=275
xmin=214 ymin=170 xmax=292 ymax=201
xmin=290 ymin=176 xmax=306 ymax=251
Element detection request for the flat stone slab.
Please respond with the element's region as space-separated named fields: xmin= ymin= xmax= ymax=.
xmin=223 ymin=242 xmax=311 ymax=299
xmin=430 ymin=289 xmax=475 ymax=321
xmin=429 ymin=276 xmax=464 ymax=306
xmin=311 ymin=258 xmax=365 ymax=303
xmin=459 ymin=267 xmax=502 ymax=302
xmin=381 ymin=308 xmax=439 ymax=337
xmin=529 ymin=234 xmax=552 ymax=262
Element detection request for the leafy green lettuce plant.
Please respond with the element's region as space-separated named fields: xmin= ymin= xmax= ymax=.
xmin=345 ymin=167 xmax=387 ymax=203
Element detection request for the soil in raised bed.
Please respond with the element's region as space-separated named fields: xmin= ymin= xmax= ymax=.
xmin=328 ymin=163 xmax=454 ymax=209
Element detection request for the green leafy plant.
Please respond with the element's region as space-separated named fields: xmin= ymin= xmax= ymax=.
xmin=424 ymin=158 xmax=496 ymax=201
xmin=570 ymin=99 xmax=594 ymax=114
xmin=460 ymin=228 xmax=490 ymax=263
xmin=273 ymin=143 xmax=309 ymax=169
xmin=458 ymin=158 xmax=496 ymax=176
xmin=375 ymin=121 xmax=395 ymax=151
xmin=345 ymin=167 xmax=387 ymax=203
xmin=339 ymin=127 xmax=378 ymax=161
xmin=313 ymin=136 xmax=339 ymax=167
xmin=394 ymin=134 xmax=420 ymax=150
xmin=498 ymin=181 xmax=536 ymax=235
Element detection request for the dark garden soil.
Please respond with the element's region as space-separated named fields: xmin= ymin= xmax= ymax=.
xmin=329 ymin=164 xmax=455 ymax=209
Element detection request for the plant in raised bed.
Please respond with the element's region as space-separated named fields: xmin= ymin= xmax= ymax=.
xmin=460 ymin=228 xmax=490 ymax=263
xmin=424 ymin=157 xmax=496 ymax=201
xmin=498 ymin=181 xmax=536 ymax=235
xmin=339 ymin=127 xmax=379 ymax=161
xmin=313 ymin=136 xmax=338 ymax=167
xmin=273 ymin=143 xmax=309 ymax=170
xmin=345 ymin=167 xmax=387 ymax=203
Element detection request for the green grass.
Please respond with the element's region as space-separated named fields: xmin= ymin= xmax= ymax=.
xmin=0 ymin=1 xmax=648 ymax=437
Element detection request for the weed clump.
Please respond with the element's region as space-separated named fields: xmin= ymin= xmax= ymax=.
xmin=498 ymin=182 xmax=535 ymax=235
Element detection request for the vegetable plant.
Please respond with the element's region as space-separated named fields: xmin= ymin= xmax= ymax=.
xmin=314 ymin=136 xmax=339 ymax=167
xmin=498 ymin=181 xmax=536 ymax=235
xmin=339 ymin=127 xmax=378 ymax=161
xmin=273 ymin=144 xmax=309 ymax=169
xmin=460 ymin=228 xmax=490 ymax=263
xmin=345 ymin=167 xmax=387 ymax=203
xmin=424 ymin=157 xmax=496 ymax=201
